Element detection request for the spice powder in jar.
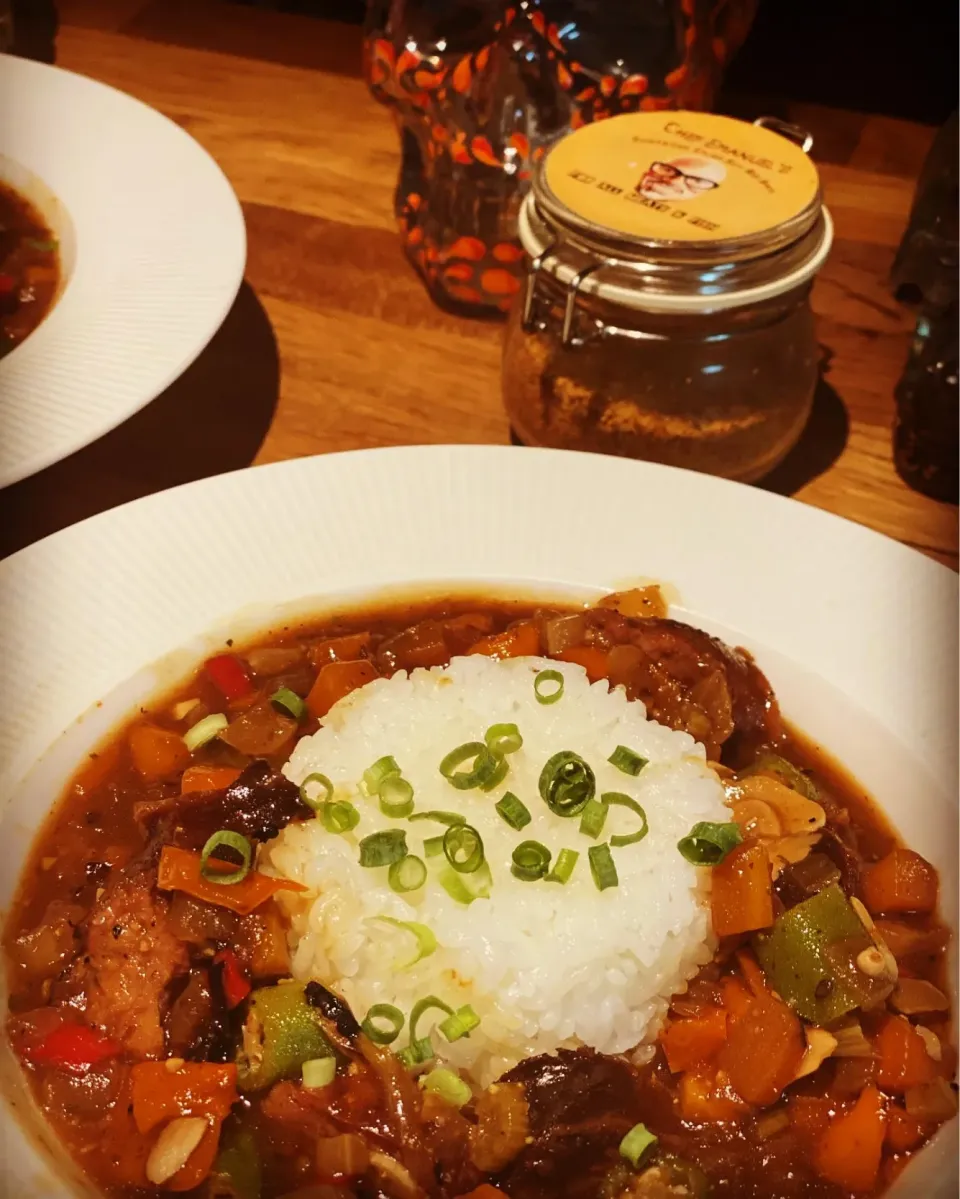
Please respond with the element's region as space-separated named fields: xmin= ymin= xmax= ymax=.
xmin=503 ymin=112 xmax=833 ymax=481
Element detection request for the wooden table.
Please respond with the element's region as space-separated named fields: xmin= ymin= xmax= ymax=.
xmin=3 ymin=0 xmax=957 ymax=567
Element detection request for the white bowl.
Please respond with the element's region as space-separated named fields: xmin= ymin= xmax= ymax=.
xmin=0 ymin=445 xmax=955 ymax=1195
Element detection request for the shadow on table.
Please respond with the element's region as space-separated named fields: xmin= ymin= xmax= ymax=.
xmin=0 ymin=282 xmax=280 ymax=559
xmin=757 ymin=370 xmax=849 ymax=496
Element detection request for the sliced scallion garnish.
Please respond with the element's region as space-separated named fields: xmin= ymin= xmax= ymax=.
xmin=423 ymin=835 xmax=445 ymax=858
xmin=439 ymin=1004 xmax=480 ymax=1042
xmin=546 ymin=847 xmax=579 ymax=884
xmin=485 ymin=722 xmax=523 ymax=756
xmin=361 ymin=1003 xmax=405 ymax=1045
xmin=608 ymin=745 xmax=649 ymax=776
xmin=408 ymin=997 xmax=453 ymax=1056
xmin=199 ymin=830 xmax=252 ymax=885
xmin=438 ymin=861 xmax=492 ymax=904
xmin=320 ymin=799 xmax=360 ymax=834
xmin=419 ymin=1067 xmax=471 ymax=1107
xmin=495 ymin=791 xmax=531 ymax=830
xmin=358 ymin=828 xmax=408 ymax=868
xmin=677 ymin=821 xmax=743 ymax=866
xmin=301 ymin=1057 xmax=337 ymax=1089
xmin=408 ymin=810 xmax=466 ymax=826
xmin=363 ymin=755 xmax=401 ymax=796
xmin=511 ymin=840 xmax=552 ymax=882
xmin=271 ymin=686 xmax=306 ymax=721
xmin=388 ymin=853 xmax=427 ymax=893
xmin=619 ymin=1122 xmax=658 ymax=1168
xmin=442 ymin=824 xmax=484 ymax=874
xmin=579 ymin=797 xmax=608 ymax=840
xmin=183 ymin=712 xmax=228 ymax=752
xmin=300 ymin=772 xmax=334 ymax=811
xmin=534 ymin=669 xmax=564 ymax=704
xmin=602 ymin=792 xmax=649 ymax=847
xmin=368 ymin=916 xmax=437 ymax=969
xmin=539 ymin=750 xmax=596 ymax=817
xmin=379 ymin=774 xmax=414 ymax=819
xmin=439 ymin=742 xmax=502 ymax=791
xmin=588 ymin=842 xmax=618 ymax=892
xmin=478 ymin=752 xmax=509 ymax=793
xmin=397 ymin=1036 xmax=435 ymax=1069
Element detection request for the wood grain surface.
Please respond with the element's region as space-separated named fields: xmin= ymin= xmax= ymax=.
xmin=2 ymin=0 xmax=956 ymax=567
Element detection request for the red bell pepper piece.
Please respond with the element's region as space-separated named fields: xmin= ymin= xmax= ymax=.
xmin=0 ymin=274 xmax=16 ymax=295
xmin=213 ymin=949 xmax=251 ymax=1009
xmin=204 ymin=654 xmax=254 ymax=702
xmin=26 ymin=1024 xmax=121 ymax=1073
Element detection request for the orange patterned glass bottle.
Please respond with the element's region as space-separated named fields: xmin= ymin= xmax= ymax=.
xmin=364 ymin=0 xmax=757 ymax=317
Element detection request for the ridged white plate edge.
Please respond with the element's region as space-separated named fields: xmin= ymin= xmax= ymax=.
xmin=0 ymin=55 xmax=246 ymax=486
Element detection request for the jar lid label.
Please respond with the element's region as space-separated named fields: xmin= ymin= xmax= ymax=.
xmin=542 ymin=112 xmax=820 ymax=244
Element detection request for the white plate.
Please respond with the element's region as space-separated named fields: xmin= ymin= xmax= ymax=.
xmin=0 ymin=446 xmax=956 ymax=1196
xmin=0 ymin=55 xmax=245 ymax=487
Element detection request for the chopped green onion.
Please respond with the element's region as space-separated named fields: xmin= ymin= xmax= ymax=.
xmin=388 ymin=854 xmax=427 ymax=893
xmin=602 ymin=792 xmax=650 ymax=848
xmin=439 ymin=1004 xmax=480 ymax=1042
xmin=485 ymin=723 xmax=523 ymax=755
xmin=579 ymin=798 xmax=608 ymax=840
xmin=608 ymin=745 xmax=649 ymax=776
xmin=439 ymin=861 xmax=492 ymax=904
xmin=199 ymin=830 xmax=252 ymax=885
xmin=534 ymin=668 xmax=565 ymax=704
xmin=25 ymin=236 xmax=57 ymax=252
xmin=361 ymin=1003 xmax=405 ymax=1045
xmin=409 ymin=997 xmax=453 ymax=1048
xmin=397 ymin=1036 xmax=435 ymax=1069
xmin=442 ymin=824 xmax=484 ymax=874
xmin=588 ymin=843 xmax=619 ymax=892
xmin=439 ymin=742 xmax=502 ymax=791
xmin=539 ymin=750 xmax=596 ymax=817
xmin=299 ymin=772 xmax=334 ymax=811
xmin=358 ymin=828 xmax=408 ymax=868
xmin=183 ymin=712 xmax=228 ymax=752
xmin=419 ymin=1067 xmax=471 ymax=1107
xmin=368 ymin=917 xmax=437 ymax=970
xmin=677 ymin=821 xmax=743 ymax=866
xmin=320 ymin=799 xmax=360 ymax=834
xmin=619 ymin=1122 xmax=658 ymax=1168
xmin=511 ymin=840 xmax=552 ymax=882
xmin=408 ymin=810 xmax=466 ymax=826
xmin=495 ymin=791 xmax=531 ymax=830
xmin=478 ymin=752 xmax=509 ymax=793
xmin=363 ymin=755 xmax=401 ymax=795
xmin=546 ymin=848 xmax=579 ymax=884
xmin=379 ymin=774 xmax=415 ymax=819
xmin=301 ymin=1057 xmax=337 ymax=1089
xmin=423 ymin=835 xmax=445 ymax=858
xmin=271 ymin=686 xmax=306 ymax=720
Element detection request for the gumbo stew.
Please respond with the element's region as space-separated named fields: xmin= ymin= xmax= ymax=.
xmin=0 ymin=180 xmax=61 ymax=357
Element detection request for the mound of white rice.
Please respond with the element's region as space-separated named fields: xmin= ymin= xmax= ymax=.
xmin=264 ymin=655 xmax=727 ymax=1085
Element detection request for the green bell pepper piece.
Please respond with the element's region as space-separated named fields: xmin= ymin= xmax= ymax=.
xmin=753 ymin=883 xmax=876 ymax=1024
xmin=743 ymin=750 xmax=820 ymax=803
xmin=237 ymin=982 xmax=334 ymax=1092
xmin=206 ymin=1125 xmax=261 ymax=1199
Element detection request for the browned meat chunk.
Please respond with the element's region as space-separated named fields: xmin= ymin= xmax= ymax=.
xmin=67 ymin=870 xmax=187 ymax=1059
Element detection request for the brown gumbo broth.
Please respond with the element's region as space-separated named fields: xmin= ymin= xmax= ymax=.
xmin=3 ymin=595 xmax=955 ymax=1199
xmin=0 ymin=180 xmax=61 ymax=356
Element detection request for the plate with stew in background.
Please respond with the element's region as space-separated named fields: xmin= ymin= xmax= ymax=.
xmin=0 ymin=54 xmax=245 ymax=488
xmin=0 ymin=446 xmax=956 ymax=1198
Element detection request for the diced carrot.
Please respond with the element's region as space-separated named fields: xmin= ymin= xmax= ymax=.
xmin=306 ymin=659 xmax=378 ymax=719
xmin=157 ymin=847 xmax=307 ymax=916
xmin=875 ymin=1014 xmax=938 ymax=1092
xmin=721 ymin=975 xmax=754 ymax=1020
xmin=815 ymin=1084 xmax=886 ymax=1193
xmin=466 ymin=622 xmax=540 ymax=659
xmin=444 ymin=613 xmax=495 ymax=634
xmin=553 ymin=645 xmax=610 ymax=682
xmin=166 ymin=1117 xmax=223 ymax=1192
xmin=128 ymin=724 xmax=191 ymax=782
xmin=308 ymin=631 xmax=373 ymax=667
xmin=711 ymin=842 xmax=774 ymax=937
xmin=788 ymin=1094 xmax=834 ymax=1140
xmin=886 ymin=1104 xmax=929 ymax=1152
xmin=719 ymin=990 xmax=805 ymax=1106
xmin=735 ymin=949 xmax=767 ymax=997
xmin=679 ymin=1068 xmax=751 ymax=1122
xmin=862 ymin=849 xmax=938 ymax=915
xmin=181 ymin=764 xmax=243 ymax=794
xmin=661 ymin=1008 xmax=728 ymax=1073
xmin=131 ymin=1062 xmax=238 ymax=1134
